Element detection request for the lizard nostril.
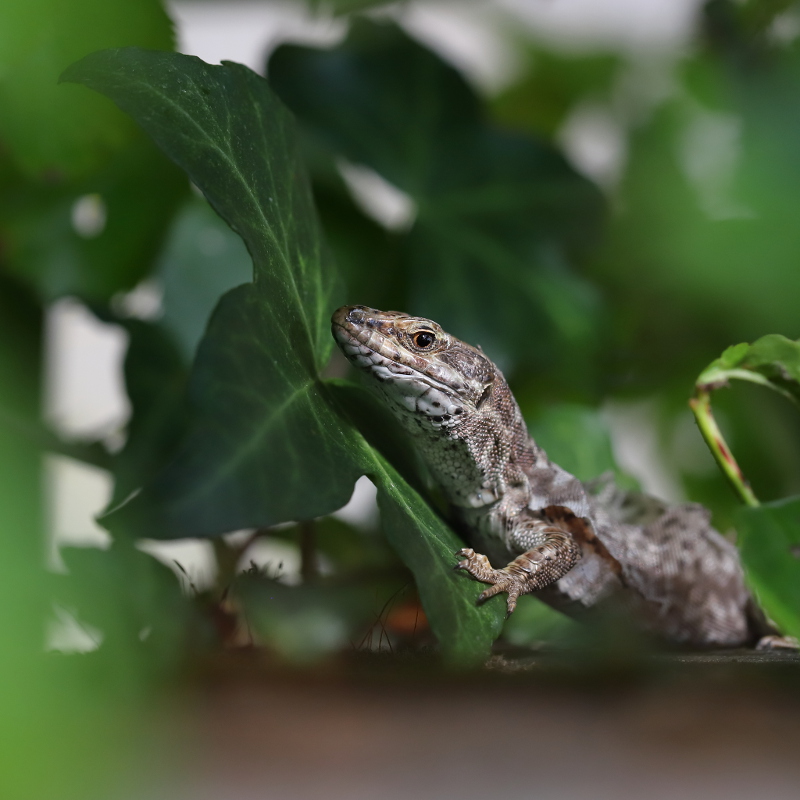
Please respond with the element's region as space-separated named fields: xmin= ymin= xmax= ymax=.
xmin=347 ymin=308 xmax=366 ymax=325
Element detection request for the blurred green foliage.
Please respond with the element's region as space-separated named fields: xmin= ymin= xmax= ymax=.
xmin=4 ymin=1 xmax=800 ymax=795
xmin=690 ymin=335 xmax=800 ymax=630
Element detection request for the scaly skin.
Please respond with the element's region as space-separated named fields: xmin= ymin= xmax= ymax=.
xmin=331 ymin=305 xmax=789 ymax=648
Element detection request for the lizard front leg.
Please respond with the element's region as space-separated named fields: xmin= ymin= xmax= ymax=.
xmin=455 ymin=521 xmax=580 ymax=616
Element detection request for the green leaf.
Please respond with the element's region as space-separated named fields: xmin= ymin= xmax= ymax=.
xmin=269 ymin=20 xmax=606 ymax=378
xmin=65 ymin=49 xmax=501 ymax=662
xmin=736 ymin=496 xmax=800 ymax=639
xmin=0 ymin=0 xmax=173 ymax=179
xmin=696 ymin=334 xmax=800 ymax=405
xmin=107 ymin=283 xmax=368 ymax=534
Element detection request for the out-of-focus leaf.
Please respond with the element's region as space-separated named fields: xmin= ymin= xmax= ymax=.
xmin=0 ymin=277 xmax=130 ymax=799
xmin=157 ymin=196 xmax=253 ymax=362
xmin=58 ymin=543 xmax=208 ymax=682
xmin=527 ymin=403 xmax=634 ymax=485
xmin=238 ymin=574 xmax=378 ymax=662
xmin=314 ymin=171 xmax=405 ymax=315
xmin=736 ymin=496 xmax=800 ymax=640
xmin=493 ymin=46 xmax=621 ymax=138
xmin=704 ymin=0 xmax=797 ymax=42
xmin=501 ymin=595 xmax=576 ymax=647
xmin=268 ymin=516 xmax=397 ymax=573
xmin=0 ymin=0 xmax=173 ymax=179
xmin=0 ymin=137 xmax=187 ymax=301
xmin=269 ymin=20 xmax=606 ymax=382
xmin=65 ymin=49 xmax=503 ymax=662
xmin=595 ymin=38 xmax=800 ymax=390
xmin=0 ymin=279 xmax=45 ymax=782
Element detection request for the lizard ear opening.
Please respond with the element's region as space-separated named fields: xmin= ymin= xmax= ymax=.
xmin=476 ymin=382 xmax=493 ymax=409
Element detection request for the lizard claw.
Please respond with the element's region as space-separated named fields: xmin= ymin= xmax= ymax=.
xmin=478 ymin=581 xmax=520 ymax=616
xmin=453 ymin=548 xmax=495 ymax=581
xmin=454 ymin=548 xmax=474 ymax=572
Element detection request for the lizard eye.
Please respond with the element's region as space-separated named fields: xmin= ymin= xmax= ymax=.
xmin=413 ymin=331 xmax=436 ymax=349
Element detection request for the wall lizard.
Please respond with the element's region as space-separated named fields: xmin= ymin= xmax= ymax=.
xmin=332 ymin=305 xmax=793 ymax=649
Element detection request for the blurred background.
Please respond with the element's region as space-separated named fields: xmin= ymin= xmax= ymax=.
xmin=3 ymin=0 xmax=800 ymax=798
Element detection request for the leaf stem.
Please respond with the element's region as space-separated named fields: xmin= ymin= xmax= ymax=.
xmin=690 ymin=389 xmax=759 ymax=507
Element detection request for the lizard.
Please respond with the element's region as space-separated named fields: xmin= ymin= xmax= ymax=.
xmin=331 ymin=304 xmax=795 ymax=649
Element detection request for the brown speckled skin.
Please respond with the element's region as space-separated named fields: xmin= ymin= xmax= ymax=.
xmin=331 ymin=305 xmax=773 ymax=647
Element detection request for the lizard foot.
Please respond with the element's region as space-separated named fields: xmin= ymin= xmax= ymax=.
xmin=755 ymin=634 xmax=799 ymax=651
xmin=455 ymin=529 xmax=580 ymax=617
xmin=454 ymin=548 xmax=527 ymax=616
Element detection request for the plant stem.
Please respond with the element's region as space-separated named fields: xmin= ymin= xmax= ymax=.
xmin=299 ymin=520 xmax=318 ymax=582
xmin=690 ymin=390 xmax=759 ymax=507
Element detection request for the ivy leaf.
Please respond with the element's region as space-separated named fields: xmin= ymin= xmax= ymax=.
xmin=63 ymin=49 xmax=339 ymax=368
xmin=268 ymin=20 xmax=606 ymax=377
xmin=372 ymin=453 xmax=505 ymax=661
xmin=736 ymin=497 xmax=800 ymax=640
xmin=63 ymin=48 xmax=503 ymax=662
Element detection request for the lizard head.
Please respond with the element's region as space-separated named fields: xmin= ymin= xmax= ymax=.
xmin=331 ymin=305 xmax=496 ymax=433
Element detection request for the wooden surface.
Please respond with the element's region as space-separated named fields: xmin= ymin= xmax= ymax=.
xmin=133 ymin=650 xmax=800 ymax=800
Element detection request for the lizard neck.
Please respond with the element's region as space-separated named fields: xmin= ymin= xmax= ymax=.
xmin=415 ymin=374 xmax=541 ymax=513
